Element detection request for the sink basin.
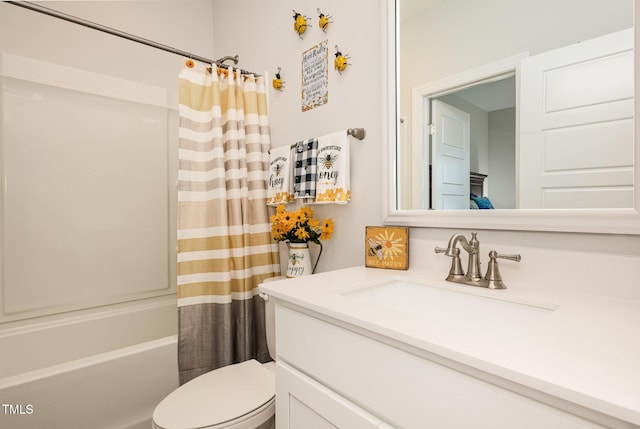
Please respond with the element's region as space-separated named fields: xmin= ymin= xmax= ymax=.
xmin=343 ymin=279 xmax=556 ymax=338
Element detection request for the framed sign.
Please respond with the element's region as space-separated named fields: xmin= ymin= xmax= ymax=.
xmin=301 ymin=39 xmax=328 ymax=111
xmin=365 ymin=226 xmax=409 ymax=270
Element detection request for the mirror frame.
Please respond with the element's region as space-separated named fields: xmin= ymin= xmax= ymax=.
xmin=382 ymin=0 xmax=640 ymax=234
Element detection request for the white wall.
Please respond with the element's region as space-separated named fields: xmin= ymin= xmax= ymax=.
xmin=31 ymin=1 xmax=216 ymax=108
xmin=400 ymin=0 xmax=633 ymax=122
xmin=13 ymin=1 xmax=636 ymax=292
xmin=211 ymin=0 xmax=640 ymax=298
xmin=211 ymin=0 xmax=383 ymax=273
xmin=488 ymin=108 xmax=516 ymax=209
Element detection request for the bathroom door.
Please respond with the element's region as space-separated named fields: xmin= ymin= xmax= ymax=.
xmin=519 ymin=28 xmax=634 ymax=209
xmin=431 ymin=99 xmax=471 ymax=209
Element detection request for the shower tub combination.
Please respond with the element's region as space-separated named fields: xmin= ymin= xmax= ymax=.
xmin=0 ymin=2 xmax=221 ymax=428
xmin=0 ymin=25 xmax=181 ymax=429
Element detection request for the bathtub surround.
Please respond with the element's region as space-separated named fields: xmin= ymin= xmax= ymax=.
xmin=177 ymin=62 xmax=280 ymax=384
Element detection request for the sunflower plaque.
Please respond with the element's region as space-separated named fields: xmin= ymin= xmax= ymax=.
xmin=365 ymin=226 xmax=409 ymax=270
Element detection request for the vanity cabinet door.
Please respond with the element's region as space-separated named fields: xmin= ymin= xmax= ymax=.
xmin=275 ymin=361 xmax=385 ymax=429
xmin=276 ymin=304 xmax=611 ymax=429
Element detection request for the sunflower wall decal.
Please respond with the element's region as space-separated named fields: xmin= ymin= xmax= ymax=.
xmin=364 ymin=226 xmax=409 ymax=270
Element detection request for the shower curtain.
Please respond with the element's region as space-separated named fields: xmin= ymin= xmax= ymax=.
xmin=177 ymin=62 xmax=280 ymax=385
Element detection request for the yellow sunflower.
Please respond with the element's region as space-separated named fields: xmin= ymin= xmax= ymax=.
xmin=320 ymin=218 xmax=334 ymax=240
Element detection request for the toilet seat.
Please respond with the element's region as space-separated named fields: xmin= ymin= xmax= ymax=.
xmin=152 ymin=359 xmax=275 ymax=429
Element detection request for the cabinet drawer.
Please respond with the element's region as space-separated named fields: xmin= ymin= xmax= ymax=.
xmin=276 ymin=304 xmax=605 ymax=429
xmin=276 ymin=361 xmax=384 ymax=429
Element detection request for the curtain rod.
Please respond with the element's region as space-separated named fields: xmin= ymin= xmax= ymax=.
xmin=6 ymin=1 xmax=260 ymax=76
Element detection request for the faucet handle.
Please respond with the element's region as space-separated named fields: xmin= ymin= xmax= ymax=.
xmin=484 ymin=250 xmax=521 ymax=289
xmin=435 ymin=246 xmax=464 ymax=277
xmin=493 ymin=252 xmax=521 ymax=262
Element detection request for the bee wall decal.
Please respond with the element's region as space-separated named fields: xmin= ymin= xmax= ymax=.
xmin=317 ymin=8 xmax=332 ymax=32
xmin=292 ymin=10 xmax=310 ymax=38
xmin=334 ymin=45 xmax=351 ymax=74
xmin=319 ymin=152 xmax=338 ymax=170
xmin=272 ymin=67 xmax=285 ymax=91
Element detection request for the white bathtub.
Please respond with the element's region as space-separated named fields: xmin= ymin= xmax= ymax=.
xmin=0 ymin=336 xmax=178 ymax=429
xmin=0 ymin=334 xmax=179 ymax=429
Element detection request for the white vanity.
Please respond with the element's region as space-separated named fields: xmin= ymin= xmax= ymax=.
xmin=260 ymin=266 xmax=640 ymax=429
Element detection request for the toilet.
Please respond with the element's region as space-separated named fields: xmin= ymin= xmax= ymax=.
xmin=152 ymin=291 xmax=277 ymax=429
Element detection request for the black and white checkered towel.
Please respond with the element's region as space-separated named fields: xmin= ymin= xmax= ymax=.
xmin=293 ymin=138 xmax=318 ymax=201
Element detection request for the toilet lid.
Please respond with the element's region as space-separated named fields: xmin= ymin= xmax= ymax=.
xmin=153 ymin=359 xmax=275 ymax=429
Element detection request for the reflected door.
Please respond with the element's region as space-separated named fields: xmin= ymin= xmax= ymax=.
xmin=519 ymin=28 xmax=634 ymax=209
xmin=431 ymin=99 xmax=471 ymax=209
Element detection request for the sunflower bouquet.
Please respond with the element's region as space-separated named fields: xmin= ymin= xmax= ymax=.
xmin=270 ymin=204 xmax=334 ymax=244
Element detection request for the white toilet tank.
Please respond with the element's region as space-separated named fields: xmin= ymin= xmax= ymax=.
xmin=261 ymin=278 xmax=280 ymax=361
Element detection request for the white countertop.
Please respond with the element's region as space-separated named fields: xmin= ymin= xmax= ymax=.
xmin=260 ymin=266 xmax=640 ymax=426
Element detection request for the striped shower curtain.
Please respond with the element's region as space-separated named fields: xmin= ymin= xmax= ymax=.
xmin=177 ymin=62 xmax=280 ymax=385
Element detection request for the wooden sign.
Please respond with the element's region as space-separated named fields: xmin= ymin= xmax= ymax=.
xmin=365 ymin=226 xmax=409 ymax=270
xmin=301 ymin=40 xmax=328 ymax=111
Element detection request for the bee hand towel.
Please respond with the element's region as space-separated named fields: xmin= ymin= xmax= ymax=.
xmin=316 ymin=130 xmax=350 ymax=204
xmin=267 ymin=145 xmax=293 ymax=205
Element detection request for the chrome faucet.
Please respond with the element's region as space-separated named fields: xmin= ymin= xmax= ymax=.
xmin=435 ymin=232 xmax=521 ymax=289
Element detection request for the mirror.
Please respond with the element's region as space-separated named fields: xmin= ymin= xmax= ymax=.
xmin=383 ymin=0 xmax=640 ymax=234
